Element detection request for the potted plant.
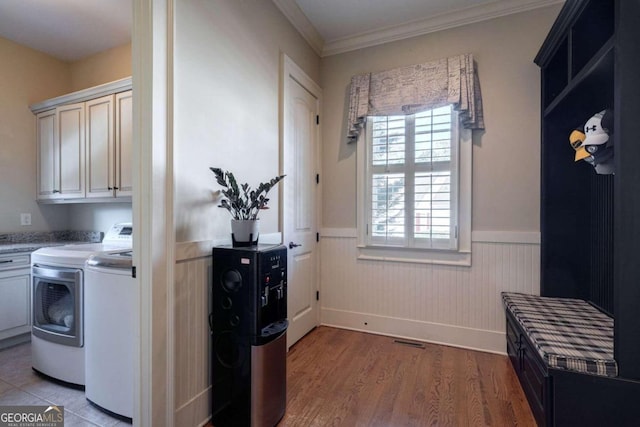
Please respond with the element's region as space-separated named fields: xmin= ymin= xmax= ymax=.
xmin=210 ymin=167 xmax=285 ymax=246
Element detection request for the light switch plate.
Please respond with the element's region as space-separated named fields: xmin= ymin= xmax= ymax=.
xmin=20 ymin=213 xmax=31 ymax=226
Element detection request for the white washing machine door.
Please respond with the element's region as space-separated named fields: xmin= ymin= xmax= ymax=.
xmin=84 ymin=252 xmax=135 ymax=420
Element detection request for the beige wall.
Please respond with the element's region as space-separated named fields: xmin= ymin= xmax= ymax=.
xmin=69 ymin=43 xmax=132 ymax=92
xmin=67 ymin=43 xmax=133 ymax=233
xmin=320 ymin=5 xmax=562 ymax=232
xmin=0 ymin=36 xmax=71 ymax=232
xmin=0 ymin=37 xmax=132 ymax=235
xmin=173 ymin=0 xmax=320 ymax=242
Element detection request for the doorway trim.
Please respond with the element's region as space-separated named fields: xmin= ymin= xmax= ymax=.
xmin=132 ymin=0 xmax=175 ymax=425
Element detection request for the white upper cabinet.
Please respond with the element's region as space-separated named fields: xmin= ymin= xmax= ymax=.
xmin=114 ymin=90 xmax=133 ymax=197
xmin=36 ymin=103 xmax=85 ymax=200
xmin=85 ymin=90 xmax=133 ymax=199
xmin=31 ymin=78 xmax=132 ymax=203
xmin=36 ymin=110 xmax=57 ymax=199
xmin=86 ymin=95 xmax=115 ymax=198
xmin=57 ymin=102 xmax=86 ymax=199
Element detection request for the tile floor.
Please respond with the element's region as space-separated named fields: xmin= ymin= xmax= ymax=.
xmin=0 ymin=341 xmax=129 ymax=426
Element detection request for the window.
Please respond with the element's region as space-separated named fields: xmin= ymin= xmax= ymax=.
xmin=357 ymin=105 xmax=472 ymax=266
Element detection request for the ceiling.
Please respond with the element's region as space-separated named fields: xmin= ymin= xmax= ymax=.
xmin=0 ymin=0 xmax=131 ymax=62
xmin=0 ymin=0 xmax=561 ymax=61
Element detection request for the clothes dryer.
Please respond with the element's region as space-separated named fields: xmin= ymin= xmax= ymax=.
xmin=84 ymin=250 xmax=134 ymax=420
xmin=30 ymin=223 xmax=132 ymax=387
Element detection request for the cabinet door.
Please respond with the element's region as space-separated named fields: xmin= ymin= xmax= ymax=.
xmin=115 ymin=90 xmax=133 ymax=197
xmin=0 ymin=270 xmax=31 ymax=340
xmin=57 ymin=102 xmax=85 ymax=199
xmin=86 ymin=95 xmax=115 ymax=198
xmin=36 ymin=110 xmax=58 ymax=200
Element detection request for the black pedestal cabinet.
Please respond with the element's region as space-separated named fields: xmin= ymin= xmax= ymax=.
xmin=210 ymin=245 xmax=288 ymax=427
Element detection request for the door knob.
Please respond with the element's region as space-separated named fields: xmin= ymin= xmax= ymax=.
xmin=289 ymin=242 xmax=301 ymax=249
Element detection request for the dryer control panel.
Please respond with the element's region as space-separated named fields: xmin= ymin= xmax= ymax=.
xmin=103 ymin=223 xmax=133 ymax=245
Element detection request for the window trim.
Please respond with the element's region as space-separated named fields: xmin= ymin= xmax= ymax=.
xmin=356 ymin=108 xmax=472 ymax=266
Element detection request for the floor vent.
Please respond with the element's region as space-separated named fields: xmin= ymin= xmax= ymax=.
xmin=393 ymin=339 xmax=426 ymax=349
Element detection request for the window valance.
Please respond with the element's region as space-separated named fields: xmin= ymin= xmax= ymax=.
xmin=347 ymin=53 xmax=484 ymax=143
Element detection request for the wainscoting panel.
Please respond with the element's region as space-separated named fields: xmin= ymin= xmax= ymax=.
xmin=174 ymin=247 xmax=212 ymax=427
xmin=319 ymin=230 xmax=540 ymax=354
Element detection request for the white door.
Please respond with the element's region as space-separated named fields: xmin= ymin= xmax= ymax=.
xmin=282 ymin=56 xmax=321 ymax=348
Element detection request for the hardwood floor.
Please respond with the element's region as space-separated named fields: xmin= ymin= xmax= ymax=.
xmin=211 ymin=326 xmax=535 ymax=426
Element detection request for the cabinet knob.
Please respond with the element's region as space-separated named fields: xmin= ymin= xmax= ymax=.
xmin=108 ymin=187 xmax=113 ymax=190
xmin=52 ymin=189 xmax=60 ymax=193
xmin=114 ymin=187 xmax=119 ymax=190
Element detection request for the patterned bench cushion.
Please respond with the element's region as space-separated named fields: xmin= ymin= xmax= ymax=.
xmin=502 ymin=292 xmax=617 ymax=377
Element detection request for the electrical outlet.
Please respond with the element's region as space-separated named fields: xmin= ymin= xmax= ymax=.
xmin=20 ymin=213 xmax=31 ymax=226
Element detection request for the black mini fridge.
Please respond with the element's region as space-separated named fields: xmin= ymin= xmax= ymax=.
xmin=210 ymin=244 xmax=288 ymax=427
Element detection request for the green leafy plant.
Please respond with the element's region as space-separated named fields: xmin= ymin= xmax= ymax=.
xmin=210 ymin=168 xmax=285 ymax=220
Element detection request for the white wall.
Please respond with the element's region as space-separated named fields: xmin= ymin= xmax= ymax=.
xmin=173 ymin=0 xmax=320 ymax=243
xmin=67 ymin=203 xmax=133 ymax=234
xmin=317 ymin=6 xmax=562 ymax=352
xmin=320 ymin=6 xmax=561 ymax=231
xmin=172 ymin=0 xmax=320 ymax=423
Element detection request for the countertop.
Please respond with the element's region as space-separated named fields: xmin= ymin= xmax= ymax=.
xmin=0 ymin=230 xmax=103 ymax=256
xmin=0 ymin=241 xmax=90 ymax=255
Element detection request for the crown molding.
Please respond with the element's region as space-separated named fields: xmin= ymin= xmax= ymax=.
xmin=272 ymin=0 xmax=324 ymax=56
xmin=274 ymin=0 xmax=563 ymax=57
xmin=323 ymin=0 xmax=564 ymax=56
xmin=29 ymin=77 xmax=132 ymax=113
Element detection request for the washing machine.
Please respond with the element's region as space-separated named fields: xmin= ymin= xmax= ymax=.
xmin=84 ymin=250 xmax=135 ymax=420
xmin=30 ymin=223 xmax=133 ymax=387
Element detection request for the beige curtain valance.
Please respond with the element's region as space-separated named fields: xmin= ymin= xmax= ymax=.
xmin=347 ymin=53 xmax=484 ymax=143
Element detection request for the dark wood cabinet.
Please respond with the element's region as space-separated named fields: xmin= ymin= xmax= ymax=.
xmin=535 ymin=0 xmax=640 ymax=380
xmin=506 ymin=314 xmax=549 ymax=426
xmin=502 ymin=1 xmax=640 ymax=424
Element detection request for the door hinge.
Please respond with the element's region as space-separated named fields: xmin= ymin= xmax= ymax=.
xmin=316 ymin=173 xmax=319 ymax=184
xmin=316 ymin=232 xmax=319 ymax=242
xmin=316 ymin=115 xmax=320 ymax=125
xmin=132 ymin=266 xmax=137 ymax=278
xmin=316 ymin=291 xmax=319 ymax=301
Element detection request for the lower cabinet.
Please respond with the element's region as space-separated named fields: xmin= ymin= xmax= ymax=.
xmin=506 ymin=313 xmax=550 ymax=426
xmin=506 ymin=311 xmax=640 ymax=426
xmin=0 ymin=255 xmax=31 ymax=343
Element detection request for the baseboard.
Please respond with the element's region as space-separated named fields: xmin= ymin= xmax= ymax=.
xmin=0 ymin=332 xmax=30 ymax=351
xmin=321 ymin=308 xmax=506 ymax=355
xmin=174 ymin=386 xmax=211 ymax=427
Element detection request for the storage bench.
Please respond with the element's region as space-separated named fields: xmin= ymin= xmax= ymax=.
xmin=502 ymin=292 xmax=640 ymax=426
